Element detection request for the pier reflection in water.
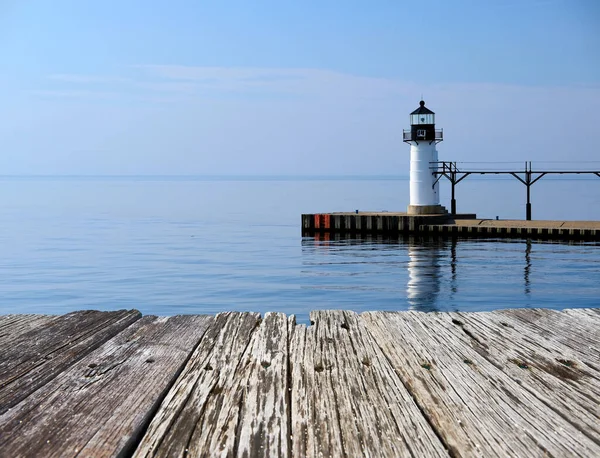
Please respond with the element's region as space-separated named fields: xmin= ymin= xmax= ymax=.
xmin=300 ymin=234 xmax=600 ymax=315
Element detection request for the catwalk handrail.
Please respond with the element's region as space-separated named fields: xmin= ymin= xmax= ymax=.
xmin=430 ymin=161 xmax=600 ymax=220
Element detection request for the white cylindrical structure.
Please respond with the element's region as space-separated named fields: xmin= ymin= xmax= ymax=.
xmin=404 ymin=100 xmax=444 ymax=214
xmin=409 ymin=142 xmax=439 ymax=206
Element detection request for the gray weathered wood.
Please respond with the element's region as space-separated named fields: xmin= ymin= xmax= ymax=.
xmin=498 ymin=308 xmax=600 ymax=365
xmin=0 ymin=314 xmax=58 ymax=347
xmin=0 ymin=314 xmax=212 ymax=458
xmin=233 ymin=312 xmax=290 ymax=457
xmin=450 ymin=310 xmax=600 ymax=444
xmin=289 ymin=318 xmax=344 ymax=456
xmin=133 ymin=312 xmax=262 ymax=457
xmin=1 ymin=308 xmax=598 ymax=457
xmin=290 ymin=310 xmax=448 ymax=457
xmin=0 ymin=309 xmax=141 ymax=414
xmin=361 ymin=311 xmax=600 ymax=457
xmin=564 ymin=308 xmax=600 ymax=321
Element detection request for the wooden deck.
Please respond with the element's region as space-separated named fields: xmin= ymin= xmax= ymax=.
xmin=0 ymin=308 xmax=599 ymax=457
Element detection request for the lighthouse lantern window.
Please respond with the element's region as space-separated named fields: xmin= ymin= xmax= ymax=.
xmin=410 ymin=113 xmax=434 ymax=125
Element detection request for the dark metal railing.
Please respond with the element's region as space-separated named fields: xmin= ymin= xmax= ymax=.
xmin=402 ymin=129 xmax=443 ymax=143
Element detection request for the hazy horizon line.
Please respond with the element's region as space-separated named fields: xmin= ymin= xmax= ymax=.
xmin=0 ymin=174 xmax=597 ymax=182
xmin=0 ymin=173 xmax=409 ymax=180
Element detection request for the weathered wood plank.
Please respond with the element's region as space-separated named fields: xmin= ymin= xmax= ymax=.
xmin=0 ymin=314 xmax=58 ymax=347
xmin=361 ymin=311 xmax=600 ymax=457
xmin=233 ymin=312 xmax=290 ymax=457
xmin=290 ymin=310 xmax=448 ymax=457
xmin=498 ymin=308 xmax=600 ymax=365
xmin=564 ymin=308 xmax=600 ymax=321
xmin=0 ymin=314 xmax=212 ymax=458
xmin=457 ymin=309 xmax=600 ymax=377
xmin=0 ymin=309 xmax=141 ymax=414
xmin=450 ymin=310 xmax=600 ymax=444
xmin=289 ymin=318 xmax=343 ymax=456
xmin=133 ymin=312 xmax=262 ymax=457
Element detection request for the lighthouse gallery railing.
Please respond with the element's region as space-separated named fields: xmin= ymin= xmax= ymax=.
xmin=403 ymin=129 xmax=443 ymax=142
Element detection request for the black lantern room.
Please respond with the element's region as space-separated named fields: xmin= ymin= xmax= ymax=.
xmin=403 ymin=100 xmax=443 ymax=143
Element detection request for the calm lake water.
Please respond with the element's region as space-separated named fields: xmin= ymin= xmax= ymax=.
xmin=1 ymin=176 xmax=599 ymax=323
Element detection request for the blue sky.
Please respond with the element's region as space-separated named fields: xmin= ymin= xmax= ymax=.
xmin=1 ymin=0 xmax=599 ymax=175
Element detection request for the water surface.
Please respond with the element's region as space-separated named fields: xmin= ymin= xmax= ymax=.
xmin=0 ymin=177 xmax=598 ymax=323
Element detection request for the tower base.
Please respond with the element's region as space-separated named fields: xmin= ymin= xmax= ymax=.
xmin=407 ymin=205 xmax=448 ymax=216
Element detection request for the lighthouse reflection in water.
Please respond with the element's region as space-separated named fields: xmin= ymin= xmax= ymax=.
xmin=300 ymin=235 xmax=597 ymax=316
xmin=406 ymin=236 xmax=454 ymax=311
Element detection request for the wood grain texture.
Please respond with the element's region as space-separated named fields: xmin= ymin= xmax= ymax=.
xmin=361 ymin=311 xmax=600 ymax=457
xmin=0 ymin=314 xmax=57 ymax=347
xmin=1 ymin=308 xmax=598 ymax=457
xmin=449 ymin=310 xmax=600 ymax=446
xmin=290 ymin=310 xmax=448 ymax=458
xmin=498 ymin=308 xmax=600 ymax=365
xmin=233 ymin=312 xmax=290 ymax=457
xmin=288 ymin=317 xmax=344 ymax=456
xmin=133 ymin=312 xmax=262 ymax=457
xmin=0 ymin=309 xmax=141 ymax=414
xmin=0 ymin=314 xmax=212 ymax=458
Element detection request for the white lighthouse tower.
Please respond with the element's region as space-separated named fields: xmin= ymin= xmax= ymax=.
xmin=403 ymin=100 xmax=446 ymax=215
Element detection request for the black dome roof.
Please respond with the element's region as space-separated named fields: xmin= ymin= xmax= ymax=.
xmin=410 ymin=100 xmax=435 ymax=115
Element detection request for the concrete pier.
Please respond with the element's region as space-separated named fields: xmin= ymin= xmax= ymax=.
xmin=302 ymin=212 xmax=600 ymax=240
xmin=0 ymin=308 xmax=599 ymax=457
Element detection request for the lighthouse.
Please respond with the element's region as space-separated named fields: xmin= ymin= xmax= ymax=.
xmin=403 ymin=101 xmax=446 ymax=215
